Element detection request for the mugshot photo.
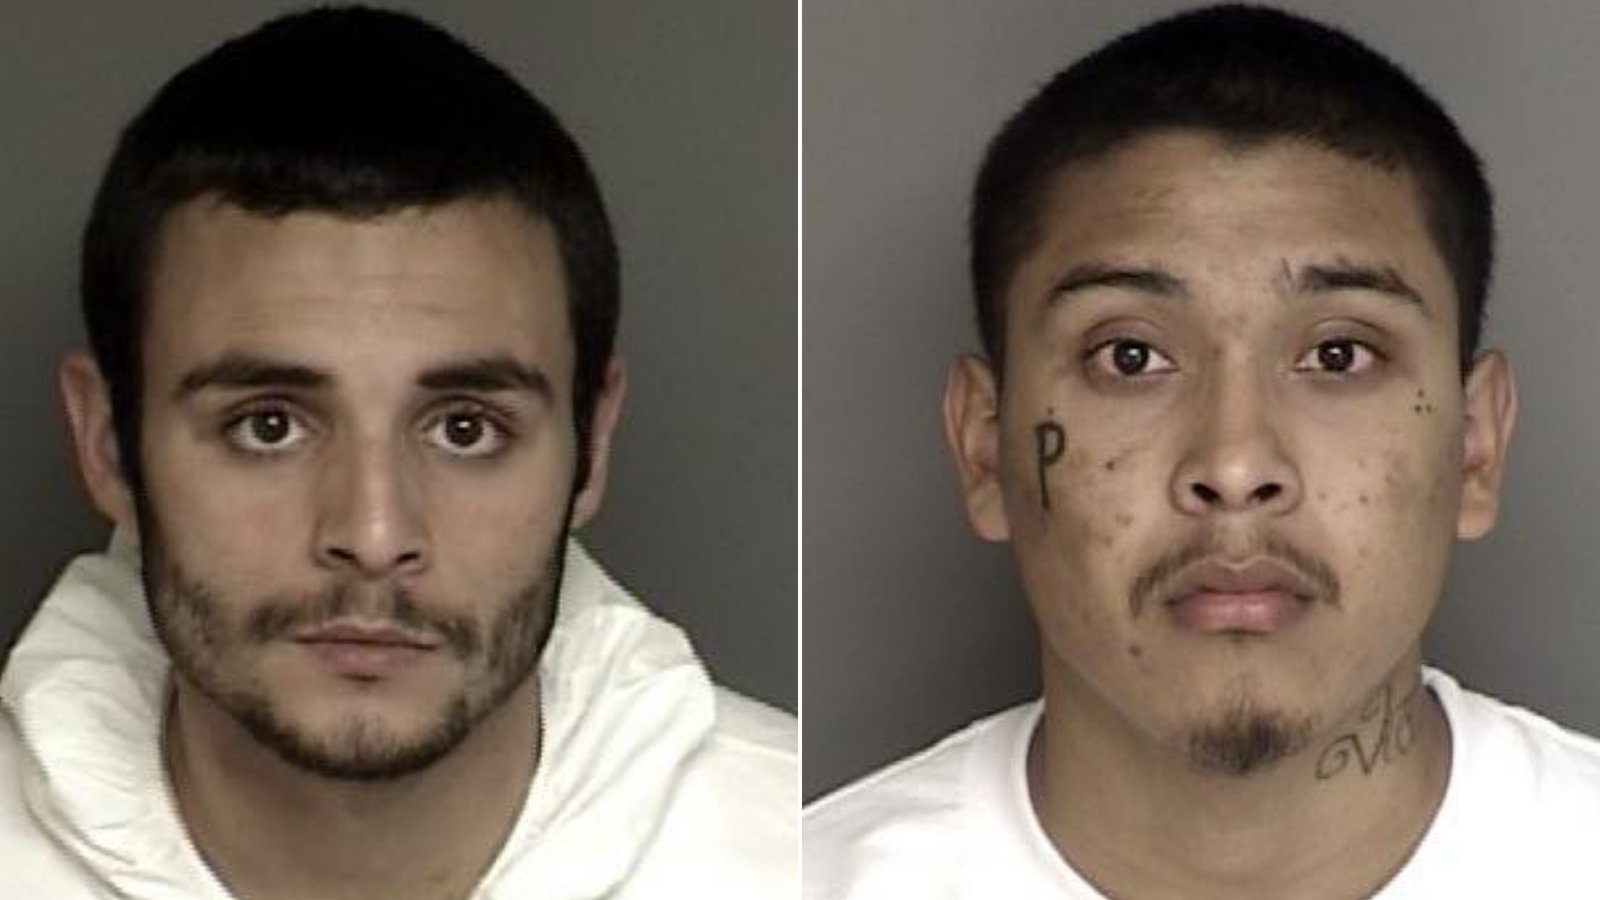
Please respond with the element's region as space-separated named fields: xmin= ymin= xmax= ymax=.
xmin=0 ymin=1 xmax=795 ymax=896
xmin=806 ymin=1 xmax=1600 ymax=896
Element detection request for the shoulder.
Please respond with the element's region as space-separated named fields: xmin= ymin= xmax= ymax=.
xmin=677 ymin=687 xmax=796 ymax=829
xmin=0 ymin=712 xmax=114 ymax=898
xmin=803 ymin=703 xmax=1038 ymax=900
xmin=623 ymin=688 xmax=797 ymax=898
xmin=1408 ymin=668 xmax=1600 ymax=889
xmin=1433 ymin=669 xmax=1600 ymax=816
xmin=702 ymin=687 xmax=798 ymax=786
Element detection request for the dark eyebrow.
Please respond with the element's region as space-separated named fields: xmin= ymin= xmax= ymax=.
xmin=416 ymin=356 xmax=552 ymax=399
xmin=175 ymin=353 xmax=329 ymax=398
xmin=1049 ymin=263 xmax=1188 ymax=305
xmin=1289 ymin=262 xmax=1427 ymax=313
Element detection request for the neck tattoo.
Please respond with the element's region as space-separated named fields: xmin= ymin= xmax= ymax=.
xmin=1314 ymin=679 xmax=1422 ymax=780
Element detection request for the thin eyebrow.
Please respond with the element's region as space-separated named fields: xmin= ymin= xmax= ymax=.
xmin=175 ymin=353 xmax=329 ymax=399
xmin=1289 ymin=262 xmax=1428 ymax=315
xmin=417 ymin=356 xmax=552 ymax=400
xmin=1048 ymin=263 xmax=1188 ymax=305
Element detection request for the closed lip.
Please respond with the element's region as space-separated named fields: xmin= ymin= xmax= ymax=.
xmin=1162 ymin=557 xmax=1322 ymax=605
xmin=292 ymin=622 xmax=439 ymax=650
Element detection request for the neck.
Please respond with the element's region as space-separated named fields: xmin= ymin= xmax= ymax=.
xmin=1030 ymin=652 xmax=1451 ymax=900
xmin=165 ymin=676 xmax=541 ymax=900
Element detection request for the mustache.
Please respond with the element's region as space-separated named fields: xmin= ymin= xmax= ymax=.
xmin=244 ymin=584 xmax=482 ymax=660
xmin=1129 ymin=533 xmax=1341 ymax=618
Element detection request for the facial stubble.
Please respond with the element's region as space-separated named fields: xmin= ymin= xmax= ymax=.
xmin=139 ymin=493 xmax=567 ymax=782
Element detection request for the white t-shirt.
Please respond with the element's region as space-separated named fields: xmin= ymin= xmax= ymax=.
xmin=805 ymin=668 xmax=1600 ymax=899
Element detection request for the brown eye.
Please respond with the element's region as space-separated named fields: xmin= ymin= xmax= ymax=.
xmin=224 ymin=407 xmax=308 ymax=455
xmin=425 ymin=409 xmax=510 ymax=458
xmin=1088 ymin=338 xmax=1176 ymax=378
xmin=443 ymin=414 xmax=484 ymax=448
xmin=1112 ymin=341 xmax=1151 ymax=375
xmin=1295 ymin=339 xmax=1379 ymax=376
xmin=251 ymin=411 xmax=291 ymax=444
xmin=1317 ymin=341 xmax=1355 ymax=372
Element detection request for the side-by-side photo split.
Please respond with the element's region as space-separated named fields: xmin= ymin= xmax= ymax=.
xmin=10 ymin=1 xmax=1600 ymax=898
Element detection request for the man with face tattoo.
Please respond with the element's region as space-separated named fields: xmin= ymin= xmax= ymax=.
xmin=807 ymin=6 xmax=1600 ymax=898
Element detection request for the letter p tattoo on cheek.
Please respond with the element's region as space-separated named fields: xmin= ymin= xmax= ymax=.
xmin=1034 ymin=410 xmax=1066 ymax=510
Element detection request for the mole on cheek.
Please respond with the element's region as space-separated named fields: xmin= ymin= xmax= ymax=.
xmin=1102 ymin=447 xmax=1139 ymax=472
xmin=1127 ymin=643 xmax=1144 ymax=658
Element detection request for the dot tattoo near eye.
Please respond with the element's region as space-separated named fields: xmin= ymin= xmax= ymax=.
xmin=1034 ymin=412 xmax=1067 ymax=510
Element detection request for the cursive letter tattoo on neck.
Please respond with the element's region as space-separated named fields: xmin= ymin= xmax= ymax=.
xmin=1314 ymin=679 xmax=1422 ymax=780
xmin=1034 ymin=413 xmax=1066 ymax=510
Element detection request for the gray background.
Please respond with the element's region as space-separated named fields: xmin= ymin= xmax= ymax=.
xmin=806 ymin=0 xmax=1600 ymax=797
xmin=1 ymin=1 xmax=795 ymax=712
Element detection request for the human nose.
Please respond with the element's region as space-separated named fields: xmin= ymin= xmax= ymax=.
xmin=1170 ymin=368 xmax=1302 ymax=517
xmin=314 ymin=436 xmax=428 ymax=578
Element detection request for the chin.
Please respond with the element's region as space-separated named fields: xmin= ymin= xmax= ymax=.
xmin=1158 ymin=671 xmax=1323 ymax=776
xmin=233 ymin=687 xmax=478 ymax=781
xmin=200 ymin=632 xmax=544 ymax=781
xmin=1182 ymin=702 xmax=1317 ymax=776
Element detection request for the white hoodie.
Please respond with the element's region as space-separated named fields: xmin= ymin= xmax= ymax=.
xmin=0 ymin=533 xmax=796 ymax=898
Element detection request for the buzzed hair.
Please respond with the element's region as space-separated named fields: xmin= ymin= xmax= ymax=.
xmin=970 ymin=3 xmax=1492 ymax=375
xmin=83 ymin=6 xmax=618 ymax=488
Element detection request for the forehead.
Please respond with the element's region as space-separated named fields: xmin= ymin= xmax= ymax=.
xmin=142 ymin=196 xmax=571 ymax=383
xmin=1010 ymin=130 xmax=1454 ymax=320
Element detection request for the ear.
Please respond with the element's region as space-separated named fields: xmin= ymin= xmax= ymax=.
xmin=1456 ymin=350 xmax=1517 ymax=540
xmin=943 ymin=354 xmax=1010 ymax=542
xmin=569 ymin=358 xmax=626 ymax=530
xmin=59 ymin=351 xmax=137 ymax=530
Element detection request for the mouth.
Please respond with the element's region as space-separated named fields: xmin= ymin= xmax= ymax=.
xmin=1162 ymin=558 xmax=1322 ymax=635
xmin=293 ymin=622 xmax=441 ymax=649
xmin=291 ymin=622 xmax=441 ymax=680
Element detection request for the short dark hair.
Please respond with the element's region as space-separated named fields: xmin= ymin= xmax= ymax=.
xmin=82 ymin=5 xmax=619 ymax=487
xmin=971 ymin=4 xmax=1493 ymax=374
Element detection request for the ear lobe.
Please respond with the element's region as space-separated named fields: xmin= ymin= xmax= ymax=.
xmin=1456 ymin=350 xmax=1517 ymax=541
xmin=569 ymin=358 xmax=626 ymax=530
xmin=59 ymin=351 xmax=136 ymax=530
xmin=943 ymin=354 xmax=1010 ymax=542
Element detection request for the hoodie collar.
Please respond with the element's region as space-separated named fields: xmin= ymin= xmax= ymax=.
xmin=1 ymin=532 xmax=714 ymax=899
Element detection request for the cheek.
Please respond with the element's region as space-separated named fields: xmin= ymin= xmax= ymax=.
xmin=1344 ymin=413 xmax=1460 ymax=522
xmin=140 ymin=434 xmax=302 ymax=570
xmin=424 ymin=468 xmax=574 ymax=585
xmin=433 ymin=449 xmax=573 ymax=529
xmin=1314 ymin=426 xmax=1459 ymax=629
xmin=1006 ymin=432 xmax=1174 ymax=704
xmin=1004 ymin=421 xmax=1157 ymax=621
